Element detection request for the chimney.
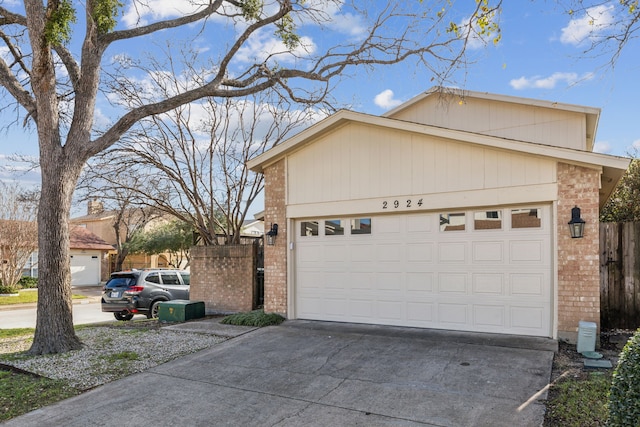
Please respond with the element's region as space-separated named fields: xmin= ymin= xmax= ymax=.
xmin=87 ymin=199 xmax=104 ymax=215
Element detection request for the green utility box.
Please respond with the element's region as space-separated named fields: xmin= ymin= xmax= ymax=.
xmin=157 ymin=300 xmax=205 ymax=322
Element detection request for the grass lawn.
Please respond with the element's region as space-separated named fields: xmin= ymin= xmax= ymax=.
xmin=0 ymin=370 xmax=80 ymax=422
xmin=545 ymin=371 xmax=611 ymax=426
xmin=0 ymin=290 xmax=87 ymax=305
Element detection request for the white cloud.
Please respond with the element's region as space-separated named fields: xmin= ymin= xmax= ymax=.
xmin=631 ymin=139 xmax=640 ymax=150
xmin=593 ymin=141 xmax=612 ymax=154
xmin=458 ymin=16 xmax=485 ymax=50
xmin=560 ymin=5 xmax=615 ymax=45
xmin=122 ymin=0 xmax=206 ymax=28
xmin=302 ymin=0 xmax=367 ymax=38
xmin=326 ymin=12 xmax=367 ymax=38
xmin=235 ymin=29 xmax=317 ymax=64
xmin=509 ymin=71 xmax=594 ymax=90
xmin=374 ymin=89 xmax=403 ymax=109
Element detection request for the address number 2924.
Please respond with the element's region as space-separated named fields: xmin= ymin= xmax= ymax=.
xmin=382 ymin=199 xmax=423 ymax=209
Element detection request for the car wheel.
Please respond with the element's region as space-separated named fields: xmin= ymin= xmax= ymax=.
xmin=148 ymin=300 xmax=163 ymax=319
xmin=114 ymin=311 xmax=134 ymax=321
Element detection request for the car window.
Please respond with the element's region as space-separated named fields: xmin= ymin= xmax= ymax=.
xmin=146 ymin=273 xmax=160 ymax=284
xmin=180 ymin=272 xmax=190 ymax=285
xmin=161 ymin=272 xmax=180 ymax=285
xmin=105 ymin=276 xmax=137 ymax=288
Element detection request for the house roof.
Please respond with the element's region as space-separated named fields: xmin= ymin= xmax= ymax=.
xmin=70 ymin=211 xmax=116 ymax=223
xmin=247 ymin=91 xmax=630 ymax=208
xmin=70 ymin=226 xmax=114 ymax=251
xmin=382 ymin=87 xmax=601 ymax=151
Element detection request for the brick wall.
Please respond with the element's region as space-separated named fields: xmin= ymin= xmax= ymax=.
xmin=190 ymin=244 xmax=257 ymax=314
xmin=263 ymin=159 xmax=288 ymax=315
xmin=557 ymin=162 xmax=601 ymax=343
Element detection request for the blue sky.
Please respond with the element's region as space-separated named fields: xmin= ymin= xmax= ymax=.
xmin=0 ymin=1 xmax=638 ymax=203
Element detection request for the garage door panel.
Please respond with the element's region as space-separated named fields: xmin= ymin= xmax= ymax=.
xmin=378 ymin=301 xmax=403 ymax=321
xmin=438 ymin=303 xmax=468 ymax=324
xmin=376 ymin=216 xmax=402 ymax=234
xmin=350 ymin=272 xmax=375 ymax=288
xmin=406 ymin=214 xmax=434 ymax=233
xmin=295 ymin=207 xmax=552 ymax=337
xmin=349 ymin=299 xmax=374 ymax=318
xmin=407 ymin=302 xmax=435 ymax=323
xmin=324 ymin=244 xmax=348 ymax=262
xmin=376 ymin=272 xmax=403 ymax=291
xmin=298 ymin=245 xmax=323 ymax=266
xmin=298 ymin=296 xmax=323 ymax=316
xmin=473 ymin=305 xmax=506 ymax=327
xmin=510 ymin=240 xmax=544 ymax=262
xmin=407 ymin=242 xmax=434 ymax=262
xmin=376 ymin=243 xmax=403 ymax=262
xmin=472 ymin=241 xmax=504 ymax=263
xmin=511 ymin=306 xmax=546 ymax=330
xmin=324 ymin=272 xmax=349 ymax=289
xmin=324 ymin=298 xmax=349 ymax=317
xmin=407 ymin=272 xmax=434 ymax=292
xmin=510 ymin=273 xmax=546 ymax=296
xmin=438 ymin=273 xmax=467 ymax=293
xmin=472 ymin=273 xmax=504 ymax=295
xmin=438 ymin=242 xmax=467 ymax=262
xmin=350 ymin=244 xmax=375 ymax=262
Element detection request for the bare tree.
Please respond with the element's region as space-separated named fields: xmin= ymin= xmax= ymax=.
xmin=75 ymin=183 xmax=162 ymax=272
xmin=0 ymin=182 xmax=38 ymax=290
xmin=85 ymin=89 xmax=315 ymax=245
xmin=0 ymin=1 xmax=501 ymax=354
xmin=560 ymin=1 xmax=640 ymax=67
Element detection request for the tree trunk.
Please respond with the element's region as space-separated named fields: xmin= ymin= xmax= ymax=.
xmin=28 ymin=160 xmax=84 ymax=354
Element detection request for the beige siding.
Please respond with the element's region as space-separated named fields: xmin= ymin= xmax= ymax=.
xmin=389 ymin=96 xmax=587 ymax=151
xmin=287 ymin=122 xmax=557 ymax=208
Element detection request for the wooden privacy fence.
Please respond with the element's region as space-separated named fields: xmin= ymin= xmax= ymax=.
xmin=600 ymin=222 xmax=640 ymax=330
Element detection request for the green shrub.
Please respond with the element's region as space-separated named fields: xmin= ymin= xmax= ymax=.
xmin=0 ymin=285 xmax=19 ymax=294
xmin=220 ymin=309 xmax=284 ymax=327
xmin=17 ymin=277 xmax=38 ymax=289
xmin=608 ymin=328 xmax=640 ymax=426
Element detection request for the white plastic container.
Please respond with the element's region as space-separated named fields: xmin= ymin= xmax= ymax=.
xmin=577 ymin=320 xmax=597 ymax=353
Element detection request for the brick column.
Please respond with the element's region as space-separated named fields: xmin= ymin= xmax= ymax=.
xmin=557 ymin=163 xmax=601 ymax=343
xmin=263 ymin=159 xmax=288 ymax=315
xmin=190 ymin=245 xmax=256 ymax=313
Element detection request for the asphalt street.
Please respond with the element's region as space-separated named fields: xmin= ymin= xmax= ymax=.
xmin=0 ymin=285 xmax=135 ymax=328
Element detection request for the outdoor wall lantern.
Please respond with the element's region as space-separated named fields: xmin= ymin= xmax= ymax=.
xmin=568 ymin=206 xmax=585 ymax=239
xmin=266 ymin=223 xmax=279 ymax=246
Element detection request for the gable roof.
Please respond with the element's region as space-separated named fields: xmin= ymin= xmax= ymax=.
xmin=248 ymin=92 xmax=630 ymax=208
xmin=382 ymin=87 xmax=601 ymax=151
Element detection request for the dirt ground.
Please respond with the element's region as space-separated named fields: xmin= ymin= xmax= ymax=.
xmin=550 ymin=330 xmax=633 ymax=382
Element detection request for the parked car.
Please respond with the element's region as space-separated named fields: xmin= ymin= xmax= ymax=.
xmin=101 ymin=269 xmax=190 ymax=321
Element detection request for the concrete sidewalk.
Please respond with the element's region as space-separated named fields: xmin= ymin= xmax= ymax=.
xmin=3 ymin=320 xmax=556 ymax=427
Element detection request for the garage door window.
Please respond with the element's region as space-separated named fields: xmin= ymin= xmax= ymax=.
xmin=351 ymin=218 xmax=371 ymax=234
xmin=440 ymin=213 xmax=465 ymax=231
xmin=301 ymin=221 xmax=319 ymax=236
xmin=511 ymin=208 xmax=542 ymax=228
xmin=325 ymin=219 xmax=345 ymax=236
xmin=474 ymin=211 xmax=502 ymax=230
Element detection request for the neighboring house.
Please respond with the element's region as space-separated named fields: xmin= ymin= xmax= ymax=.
xmin=18 ymin=225 xmax=113 ymax=286
xmin=70 ymin=201 xmax=173 ymax=274
xmin=241 ymin=217 xmax=264 ymax=237
xmin=69 ymin=226 xmax=114 ymax=285
xmin=248 ymin=88 xmax=631 ymax=343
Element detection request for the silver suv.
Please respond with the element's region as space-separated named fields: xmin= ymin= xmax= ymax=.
xmin=101 ymin=269 xmax=190 ymax=321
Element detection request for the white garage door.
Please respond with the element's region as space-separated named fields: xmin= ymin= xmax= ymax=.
xmin=70 ymin=254 xmax=101 ymax=285
xmin=295 ymin=206 xmax=552 ymax=337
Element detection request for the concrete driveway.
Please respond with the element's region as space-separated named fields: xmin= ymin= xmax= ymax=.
xmin=4 ymin=320 xmax=556 ymax=427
